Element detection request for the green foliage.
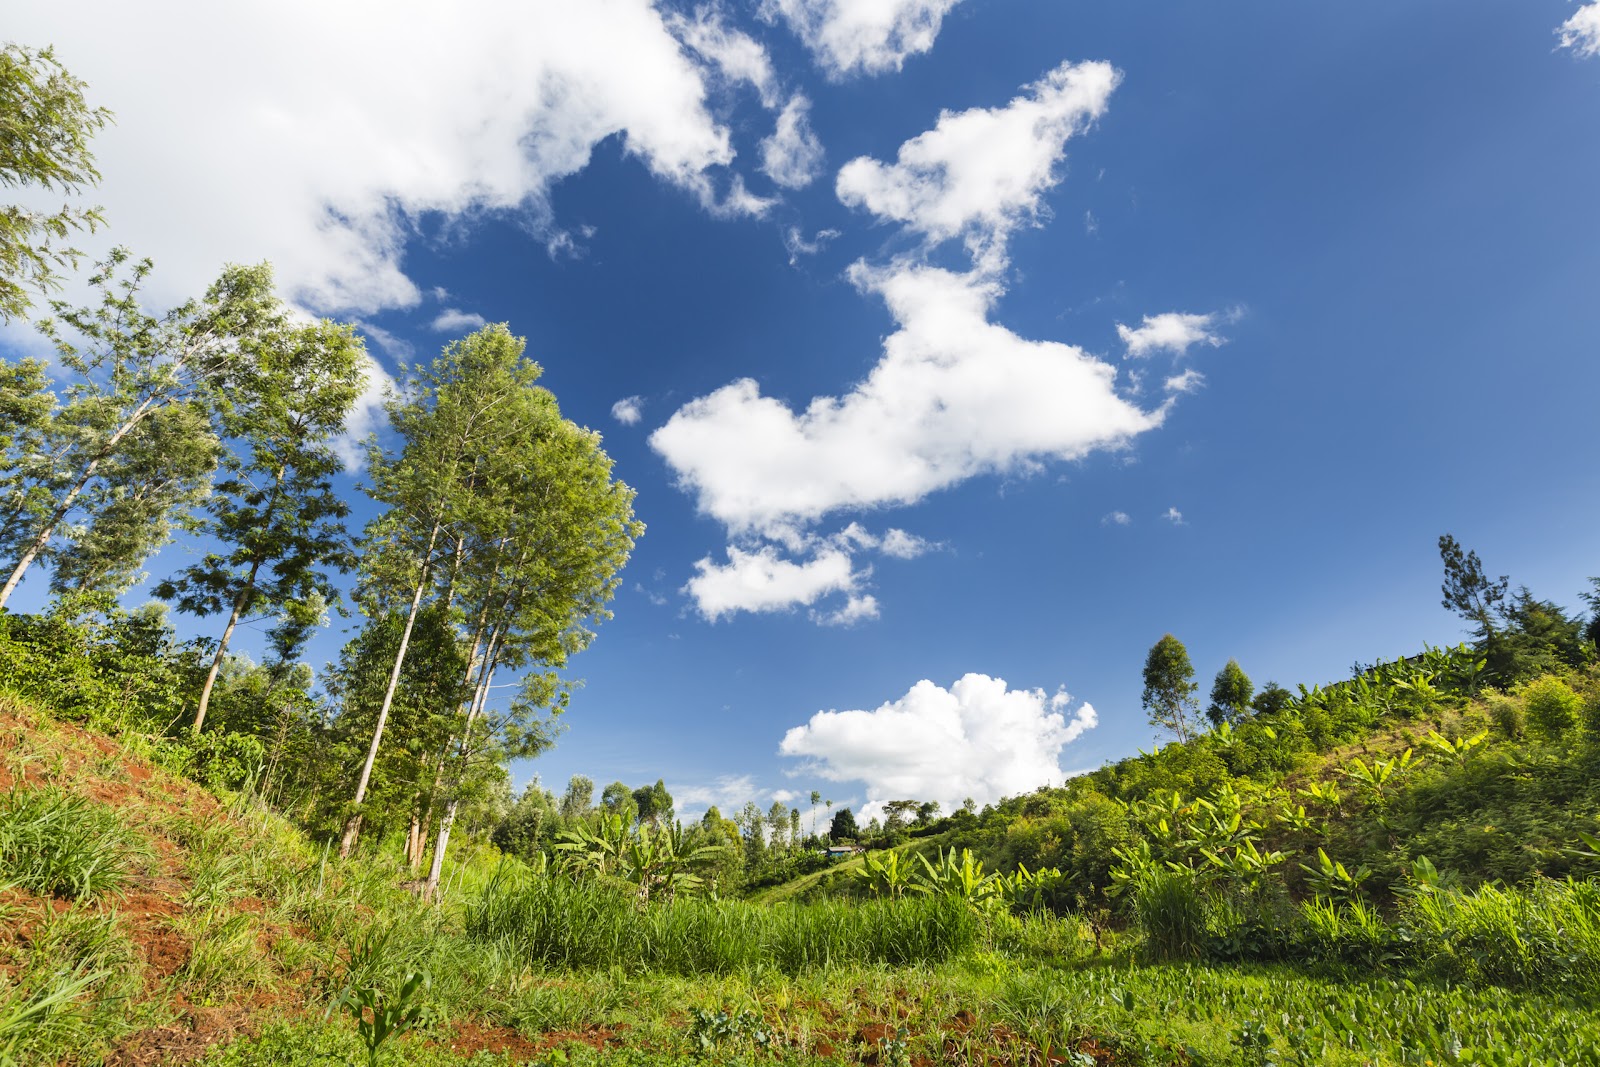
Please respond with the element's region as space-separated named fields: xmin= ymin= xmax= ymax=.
xmin=464 ymin=869 xmax=979 ymax=974
xmin=1143 ymin=633 xmax=1200 ymax=742
xmin=330 ymin=967 xmax=432 ymax=1067
xmin=0 ymin=786 xmax=142 ymax=901
xmin=1209 ymin=658 xmax=1255 ymax=727
xmin=1130 ymin=864 xmax=1208 ymax=960
xmin=828 ymin=806 xmax=857 ymax=842
xmin=0 ymin=44 xmax=112 ymax=323
xmin=1522 ymin=675 xmax=1583 ymax=738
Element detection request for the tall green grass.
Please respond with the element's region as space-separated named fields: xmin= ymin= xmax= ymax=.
xmin=1405 ymin=878 xmax=1600 ymax=994
xmin=0 ymin=786 xmax=143 ymax=901
xmin=464 ymin=871 xmax=979 ymax=975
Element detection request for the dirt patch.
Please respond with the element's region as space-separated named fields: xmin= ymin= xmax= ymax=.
xmin=108 ymin=1005 xmax=256 ymax=1067
xmin=435 ymin=1018 xmax=542 ymax=1060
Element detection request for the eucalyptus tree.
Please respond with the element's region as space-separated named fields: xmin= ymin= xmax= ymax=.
xmin=0 ymin=44 xmax=112 ymax=323
xmin=0 ymin=252 xmax=278 ymax=609
xmin=338 ymin=326 xmax=523 ymax=855
xmin=419 ymin=373 xmax=642 ymax=896
xmin=155 ymin=318 xmax=365 ymax=733
xmin=1142 ymin=633 xmax=1199 ymax=742
xmin=1206 ymin=659 xmax=1254 ymax=727
xmin=46 ymin=398 xmax=218 ymax=597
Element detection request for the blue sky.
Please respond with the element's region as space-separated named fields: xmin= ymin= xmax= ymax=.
xmin=8 ymin=0 xmax=1600 ymax=822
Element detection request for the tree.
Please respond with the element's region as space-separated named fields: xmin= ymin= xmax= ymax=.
xmin=0 ymin=44 xmax=112 ymax=323
xmin=1250 ymin=681 xmax=1293 ymax=718
xmin=156 ymin=317 xmax=364 ymax=733
xmin=0 ymin=253 xmax=278 ymax=609
xmin=1583 ymin=578 xmax=1600 ymax=650
xmin=808 ymin=789 xmax=822 ymax=836
xmin=829 ymin=806 xmax=858 ymax=842
xmin=766 ymin=800 xmax=790 ymax=850
xmin=1438 ymin=534 xmax=1508 ymax=643
xmin=1206 ymin=659 xmax=1254 ymax=727
xmin=600 ymin=781 xmax=638 ymax=823
xmin=559 ymin=775 xmax=594 ymax=820
xmin=634 ymin=779 xmax=674 ymax=828
xmin=1142 ymin=633 xmax=1199 ymax=742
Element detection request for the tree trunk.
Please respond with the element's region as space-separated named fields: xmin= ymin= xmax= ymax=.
xmin=191 ymin=558 xmax=263 ymax=734
xmin=422 ymin=636 xmax=500 ymax=901
xmin=339 ymin=520 xmax=441 ymax=858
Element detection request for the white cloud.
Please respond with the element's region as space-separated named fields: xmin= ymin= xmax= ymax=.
xmin=779 ymin=673 xmax=1098 ymax=818
xmin=1101 ymin=510 xmax=1131 ymax=526
xmin=811 ymin=593 xmax=880 ymax=626
xmin=782 ymin=226 xmax=840 ymax=264
xmin=761 ymin=0 xmax=964 ymax=79
xmin=770 ymin=788 xmax=799 ymax=804
xmin=333 ymin=353 xmax=397 ymax=472
xmin=684 ymin=545 xmax=864 ymax=620
xmin=10 ymin=0 xmax=766 ymax=315
xmin=1162 ymin=506 xmax=1185 ymax=525
xmin=1117 ymin=312 xmax=1226 ymax=359
xmin=1560 ymin=3 xmax=1600 ymax=57
xmin=671 ymin=7 xmax=781 ymax=107
xmin=612 ymin=396 xmax=645 ymax=425
xmin=672 ymin=774 xmax=763 ymax=819
xmin=879 ymin=528 xmax=931 ymax=559
xmin=1164 ymin=368 xmax=1205 ymax=394
xmin=761 ymin=96 xmax=827 ymax=189
xmin=652 ymin=262 xmax=1163 ymax=536
xmin=430 ymin=308 xmax=486 ymax=332
xmin=836 ymin=60 xmax=1119 ymax=270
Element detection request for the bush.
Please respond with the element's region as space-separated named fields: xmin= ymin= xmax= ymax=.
xmin=1522 ymin=676 xmax=1582 ymax=738
xmin=1403 ymin=878 xmax=1600 ymax=994
xmin=1483 ymin=691 xmax=1526 ymax=739
xmin=0 ymin=787 xmax=143 ymax=901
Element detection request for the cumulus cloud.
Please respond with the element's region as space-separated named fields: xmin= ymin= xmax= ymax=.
xmin=779 ymin=673 xmax=1098 ymax=817
xmin=811 ymin=593 xmax=880 ymax=626
xmin=1117 ymin=312 xmax=1227 ymax=359
xmin=430 ymin=308 xmax=486 ymax=332
xmin=10 ymin=0 xmax=767 ymax=315
xmin=671 ymin=774 xmax=763 ymax=820
xmin=1101 ymin=510 xmax=1131 ymax=526
xmin=612 ymin=396 xmax=645 ymax=425
xmin=836 ymin=60 xmax=1118 ymax=269
xmin=761 ymin=96 xmax=827 ymax=189
xmin=671 ymin=7 xmax=781 ymax=106
xmin=1560 ymin=3 xmax=1600 ymax=57
xmin=684 ymin=545 xmax=865 ymax=620
xmin=1164 ymin=368 xmax=1205 ymax=394
xmin=761 ymin=0 xmax=965 ymax=79
xmin=652 ymin=263 xmax=1163 ymax=536
xmin=879 ymin=528 xmax=932 ymax=559
xmin=1162 ymin=506 xmax=1185 ymax=525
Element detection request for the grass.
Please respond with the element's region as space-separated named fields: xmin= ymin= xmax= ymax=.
xmin=0 ymin=785 xmax=145 ymax=901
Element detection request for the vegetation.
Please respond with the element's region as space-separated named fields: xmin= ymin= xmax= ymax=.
xmin=4 ymin=44 xmax=1600 ymax=1067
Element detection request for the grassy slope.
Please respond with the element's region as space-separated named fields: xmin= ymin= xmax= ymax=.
xmin=7 ymin=688 xmax=1600 ymax=1066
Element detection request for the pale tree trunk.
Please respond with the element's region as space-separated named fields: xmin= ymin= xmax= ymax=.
xmin=422 ymin=630 xmax=501 ymax=901
xmin=191 ymin=557 xmax=263 ymax=734
xmin=339 ymin=520 xmax=442 ymax=858
xmin=0 ymin=396 xmax=157 ymax=609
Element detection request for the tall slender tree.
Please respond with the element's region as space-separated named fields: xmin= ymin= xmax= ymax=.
xmin=155 ymin=317 xmax=365 ymax=733
xmin=1142 ymin=633 xmax=1199 ymax=742
xmin=0 ymin=252 xmax=277 ymax=609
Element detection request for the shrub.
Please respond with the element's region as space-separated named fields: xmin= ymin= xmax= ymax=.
xmin=0 ymin=787 xmax=142 ymax=901
xmin=1402 ymin=878 xmax=1600 ymax=994
xmin=1483 ymin=691 xmax=1526 ymax=739
xmin=1522 ymin=676 xmax=1582 ymax=739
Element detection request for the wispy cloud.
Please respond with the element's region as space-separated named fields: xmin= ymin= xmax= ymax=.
xmin=1559 ymin=2 xmax=1600 ymax=57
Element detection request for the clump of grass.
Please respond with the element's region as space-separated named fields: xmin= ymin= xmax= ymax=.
xmin=0 ymin=786 xmax=143 ymax=901
xmin=465 ymin=871 xmax=979 ymax=976
xmin=1130 ymin=866 xmax=1207 ymax=961
xmin=1 ymin=908 xmax=148 ymax=1064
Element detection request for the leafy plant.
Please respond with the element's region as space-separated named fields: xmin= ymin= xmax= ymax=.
xmin=329 ymin=969 xmax=431 ymax=1067
xmin=0 ymin=786 xmax=141 ymax=901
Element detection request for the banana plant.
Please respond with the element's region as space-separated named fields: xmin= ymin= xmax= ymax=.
xmin=992 ymin=862 xmax=1066 ymax=913
xmin=854 ymin=849 xmax=913 ymax=899
xmin=1421 ymin=728 xmax=1488 ymax=766
xmin=1340 ymin=749 xmax=1420 ymax=807
xmin=911 ymin=847 xmax=996 ymax=905
xmin=1299 ymin=847 xmax=1371 ymax=904
xmin=1201 ymin=837 xmax=1286 ymax=890
xmin=552 ymin=812 xmax=631 ymax=877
